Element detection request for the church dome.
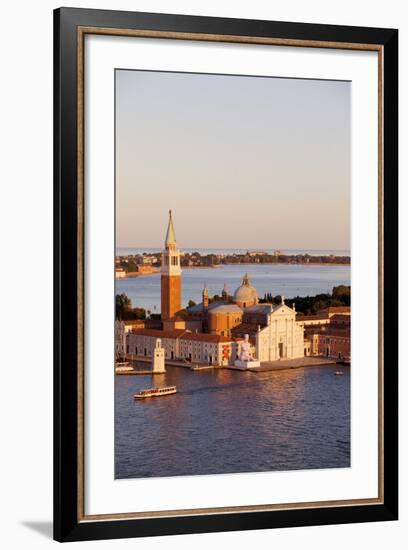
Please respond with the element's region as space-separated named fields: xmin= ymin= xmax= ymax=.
xmin=233 ymin=274 xmax=258 ymax=308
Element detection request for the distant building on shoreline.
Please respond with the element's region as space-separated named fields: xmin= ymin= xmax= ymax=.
xmin=302 ymin=307 xmax=351 ymax=361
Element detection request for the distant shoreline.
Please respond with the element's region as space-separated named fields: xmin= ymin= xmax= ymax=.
xmin=182 ymin=262 xmax=351 ymax=268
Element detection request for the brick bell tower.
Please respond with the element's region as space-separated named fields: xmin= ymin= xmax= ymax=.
xmin=161 ymin=210 xmax=182 ymax=320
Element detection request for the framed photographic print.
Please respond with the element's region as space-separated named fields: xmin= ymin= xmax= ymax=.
xmin=54 ymin=7 xmax=398 ymax=542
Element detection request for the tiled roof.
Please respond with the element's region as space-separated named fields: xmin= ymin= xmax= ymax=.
xmin=208 ymin=304 xmax=242 ymax=314
xmin=330 ymin=314 xmax=351 ymax=322
xmin=305 ymin=326 xmax=350 ymax=338
xmin=129 ymin=328 xmax=234 ymax=343
xmin=187 ymin=300 xmax=233 ymax=314
xmin=318 ymin=306 xmax=351 ymax=314
xmin=244 ymin=304 xmax=274 ymax=314
xmin=231 ymin=323 xmax=260 ymax=335
xmin=320 ymin=328 xmax=351 ymax=337
xmin=296 ymin=314 xmax=328 ymax=321
xmin=180 ymin=333 xmax=233 ymax=343
xmin=187 ymin=303 xmax=204 ymax=313
xmin=130 ymin=328 xmax=189 ymax=339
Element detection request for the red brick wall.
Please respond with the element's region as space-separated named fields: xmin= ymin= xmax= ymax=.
xmin=208 ymin=311 xmax=243 ymax=336
xmin=317 ymin=334 xmax=350 ymax=359
xmin=161 ymin=274 xmax=181 ymax=320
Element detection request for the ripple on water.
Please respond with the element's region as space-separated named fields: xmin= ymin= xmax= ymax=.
xmin=115 ymin=365 xmax=350 ymax=479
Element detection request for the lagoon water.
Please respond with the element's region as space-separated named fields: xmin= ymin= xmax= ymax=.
xmin=115 ymin=259 xmax=351 ymax=479
xmin=115 ymin=364 xmax=350 ymax=479
xmin=116 ymin=263 xmax=350 ymax=312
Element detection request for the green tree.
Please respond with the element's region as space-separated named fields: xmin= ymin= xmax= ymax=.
xmin=116 ymin=293 xmax=131 ymax=319
xmin=332 ymin=285 xmax=351 ymax=305
xmin=133 ymin=308 xmax=146 ymax=320
xmin=115 ymin=293 xmax=146 ymax=320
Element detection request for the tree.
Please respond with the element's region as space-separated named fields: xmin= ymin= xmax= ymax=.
xmin=133 ymin=308 xmax=146 ymax=320
xmin=115 ymin=293 xmax=146 ymax=320
xmin=116 ymin=293 xmax=131 ymax=319
xmin=332 ymin=285 xmax=351 ymax=305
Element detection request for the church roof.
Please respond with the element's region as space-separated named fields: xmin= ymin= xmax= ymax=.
xmin=187 ymin=303 xmax=205 ymax=313
xmin=271 ymin=303 xmax=296 ymax=315
xmin=187 ymin=300 xmax=231 ymax=314
xmin=244 ymin=304 xmax=274 ymax=314
xmin=233 ymin=273 xmax=258 ymax=304
xmin=165 ymin=210 xmax=177 ymax=246
xmin=231 ymin=323 xmax=260 ymax=335
xmin=208 ymin=304 xmax=242 ymax=314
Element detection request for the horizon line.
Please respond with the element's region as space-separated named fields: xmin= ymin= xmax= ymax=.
xmin=116 ymin=245 xmax=351 ymax=252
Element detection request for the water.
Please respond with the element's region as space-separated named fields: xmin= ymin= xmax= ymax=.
xmin=116 ymin=263 xmax=350 ymax=312
xmin=115 ymin=364 xmax=350 ymax=479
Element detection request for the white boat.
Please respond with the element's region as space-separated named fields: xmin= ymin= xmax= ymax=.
xmin=134 ymin=386 xmax=177 ymax=399
xmin=334 ymin=371 xmax=344 ymax=376
xmin=115 ymin=364 xmax=134 ymax=373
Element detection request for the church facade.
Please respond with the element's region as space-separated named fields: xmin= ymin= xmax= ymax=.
xmin=254 ymin=301 xmax=305 ymax=361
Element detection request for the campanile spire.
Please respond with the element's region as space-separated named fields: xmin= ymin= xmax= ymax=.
xmin=165 ymin=209 xmax=177 ymax=247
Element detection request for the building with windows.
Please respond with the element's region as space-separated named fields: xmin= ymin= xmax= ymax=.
xmin=127 ymin=328 xmax=243 ymax=367
xmin=316 ymin=306 xmax=351 ymax=318
xmin=127 ymin=328 xmax=185 ymax=361
xmin=304 ymin=313 xmax=350 ymax=361
xmin=115 ymin=319 xmax=126 ymax=358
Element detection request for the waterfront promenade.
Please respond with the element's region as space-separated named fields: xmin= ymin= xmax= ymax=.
xmin=235 ymin=356 xmax=338 ymax=372
xmin=120 ymin=354 xmax=342 ymax=374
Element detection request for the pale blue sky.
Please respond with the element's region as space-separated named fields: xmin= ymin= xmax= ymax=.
xmin=116 ymin=69 xmax=350 ymax=250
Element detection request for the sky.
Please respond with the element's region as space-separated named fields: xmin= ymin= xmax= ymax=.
xmin=116 ymin=69 xmax=350 ymax=251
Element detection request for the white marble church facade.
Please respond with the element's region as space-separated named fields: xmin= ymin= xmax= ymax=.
xmin=255 ymin=301 xmax=305 ymax=362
